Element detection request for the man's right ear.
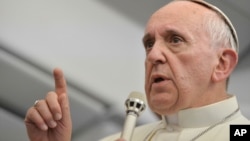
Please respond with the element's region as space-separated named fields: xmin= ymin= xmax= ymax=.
xmin=211 ymin=48 xmax=238 ymax=83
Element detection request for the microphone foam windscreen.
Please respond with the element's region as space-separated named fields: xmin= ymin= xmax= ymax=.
xmin=128 ymin=91 xmax=146 ymax=103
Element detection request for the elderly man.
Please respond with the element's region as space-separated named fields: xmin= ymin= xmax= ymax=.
xmin=102 ymin=0 xmax=250 ymax=140
xmin=25 ymin=0 xmax=250 ymax=141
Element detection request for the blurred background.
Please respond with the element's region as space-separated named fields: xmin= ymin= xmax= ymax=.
xmin=0 ymin=0 xmax=249 ymax=140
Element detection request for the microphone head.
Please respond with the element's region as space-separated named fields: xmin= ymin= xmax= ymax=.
xmin=125 ymin=91 xmax=146 ymax=116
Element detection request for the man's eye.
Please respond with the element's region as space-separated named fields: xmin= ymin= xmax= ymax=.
xmin=170 ymin=36 xmax=183 ymax=44
xmin=144 ymin=40 xmax=154 ymax=49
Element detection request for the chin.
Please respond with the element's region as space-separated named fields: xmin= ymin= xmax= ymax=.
xmin=150 ymin=92 xmax=175 ymax=103
xmin=150 ymin=100 xmax=176 ymax=115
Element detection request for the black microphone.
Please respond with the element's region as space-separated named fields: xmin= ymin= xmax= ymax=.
xmin=120 ymin=91 xmax=146 ymax=141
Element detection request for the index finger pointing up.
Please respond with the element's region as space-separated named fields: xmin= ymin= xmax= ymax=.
xmin=53 ymin=68 xmax=67 ymax=95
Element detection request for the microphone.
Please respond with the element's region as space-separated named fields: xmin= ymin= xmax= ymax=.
xmin=120 ymin=91 xmax=146 ymax=141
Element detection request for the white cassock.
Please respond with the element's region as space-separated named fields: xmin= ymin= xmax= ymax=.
xmin=100 ymin=95 xmax=250 ymax=141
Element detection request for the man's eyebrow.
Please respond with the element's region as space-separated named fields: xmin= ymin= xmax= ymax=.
xmin=142 ymin=29 xmax=183 ymax=42
xmin=142 ymin=33 xmax=152 ymax=43
xmin=165 ymin=29 xmax=182 ymax=36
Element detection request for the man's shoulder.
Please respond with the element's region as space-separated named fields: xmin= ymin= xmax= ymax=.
xmin=230 ymin=114 xmax=250 ymax=124
xmin=99 ymin=120 xmax=161 ymax=141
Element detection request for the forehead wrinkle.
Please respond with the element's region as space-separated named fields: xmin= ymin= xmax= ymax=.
xmin=150 ymin=0 xmax=215 ymax=23
xmin=145 ymin=1 xmax=214 ymax=40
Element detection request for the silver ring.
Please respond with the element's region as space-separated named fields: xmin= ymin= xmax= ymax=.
xmin=34 ymin=100 xmax=40 ymax=107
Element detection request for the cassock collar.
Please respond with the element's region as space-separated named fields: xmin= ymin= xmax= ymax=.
xmin=162 ymin=95 xmax=240 ymax=128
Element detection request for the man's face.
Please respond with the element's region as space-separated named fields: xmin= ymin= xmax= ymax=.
xmin=143 ymin=1 xmax=219 ymax=115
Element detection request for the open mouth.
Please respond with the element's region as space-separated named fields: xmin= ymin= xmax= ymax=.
xmin=154 ymin=77 xmax=165 ymax=83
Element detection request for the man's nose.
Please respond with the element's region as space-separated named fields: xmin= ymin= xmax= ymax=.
xmin=146 ymin=43 xmax=166 ymax=65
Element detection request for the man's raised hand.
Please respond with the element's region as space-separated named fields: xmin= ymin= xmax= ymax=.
xmin=24 ymin=68 xmax=72 ymax=141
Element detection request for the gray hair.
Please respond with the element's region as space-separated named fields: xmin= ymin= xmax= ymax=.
xmin=175 ymin=0 xmax=239 ymax=53
xmin=203 ymin=11 xmax=238 ymax=52
xmin=202 ymin=11 xmax=236 ymax=89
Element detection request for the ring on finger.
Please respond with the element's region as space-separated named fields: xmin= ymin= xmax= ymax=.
xmin=33 ymin=100 xmax=40 ymax=107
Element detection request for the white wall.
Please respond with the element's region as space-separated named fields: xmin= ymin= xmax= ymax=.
xmin=0 ymin=0 xmax=157 ymax=140
xmin=0 ymin=0 xmax=147 ymax=106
